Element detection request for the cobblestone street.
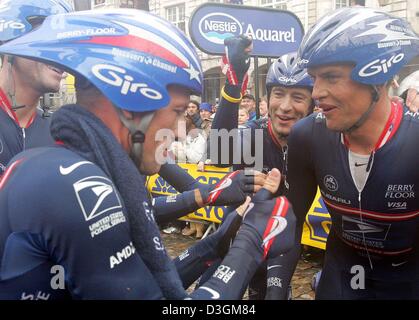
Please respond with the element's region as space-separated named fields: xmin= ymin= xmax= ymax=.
xmin=162 ymin=232 xmax=323 ymax=300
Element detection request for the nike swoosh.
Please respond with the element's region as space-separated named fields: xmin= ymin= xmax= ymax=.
xmin=199 ymin=286 xmax=220 ymax=299
xmin=391 ymin=261 xmax=408 ymax=267
xmin=262 ymin=216 xmax=288 ymax=246
xmin=210 ymin=178 xmax=232 ymax=194
xmin=354 ymin=162 xmax=367 ymax=167
xmin=242 ymin=202 xmax=254 ymax=219
xmin=59 ymin=161 xmax=93 ymax=175
xmin=207 ymin=178 xmax=233 ymax=203
xmin=267 ymin=264 xmax=282 ymax=270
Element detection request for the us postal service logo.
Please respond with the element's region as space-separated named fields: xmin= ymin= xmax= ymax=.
xmin=73 ymin=176 xmax=122 ymax=222
xmin=199 ymin=12 xmax=242 ymax=45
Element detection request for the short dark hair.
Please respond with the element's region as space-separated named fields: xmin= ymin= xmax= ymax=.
xmin=242 ymin=94 xmax=255 ymax=101
xmin=188 ymin=99 xmax=200 ymax=109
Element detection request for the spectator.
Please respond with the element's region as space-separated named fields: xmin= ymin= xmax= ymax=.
xmin=238 ymin=107 xmax=250 ymax=126
xmin=240 ymin=93 xmax=256 ymax=120
xmin=186 ymin=99 xmax=200 ymax=116
xmin=199 ymin=102 xmax=213 ymax=138
xmin=259 ymin=96 xmax=268 ymax=118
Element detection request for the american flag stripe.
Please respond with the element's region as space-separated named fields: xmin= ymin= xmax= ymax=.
xmin=79 ymin=34 xmax=187 ymax=69
xmin=127 ymin=13 xmax=201 ymax=72
xmin=115 ymin=21 xmax=191 ymax=68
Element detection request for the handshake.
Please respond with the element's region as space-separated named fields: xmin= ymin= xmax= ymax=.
xmin=200 ymin=168 xmax=296 ymax=261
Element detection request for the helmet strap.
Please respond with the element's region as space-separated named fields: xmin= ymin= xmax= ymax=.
xmin=345 ymin=85 xmax=380 ymax=133
xmin=7 ymin=57 xmax=26 ymax=111
xmin=115 ymin=107 xmax=154 ymax=167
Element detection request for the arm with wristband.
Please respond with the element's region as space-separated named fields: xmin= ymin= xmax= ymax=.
xmin=174 ymin=169 xmax=297 ymax=299
xmin=152 ymin=169 xmax=266 ymax=225
xmin=210 ymin=35 xmax=253 ymax=167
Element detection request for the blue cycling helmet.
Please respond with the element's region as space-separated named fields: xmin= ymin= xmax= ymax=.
xmin=0 ymin=9 xmax=203 ymax=112
xmin=199 ymin=102 xmax=212 ymax=112
xmin=266 ymin=52 xmax=313 ymax=91
xmin=0 ymin=0 xmax=73 ymax=43
xmin=298 ymin=7 xmax=419 ymax=85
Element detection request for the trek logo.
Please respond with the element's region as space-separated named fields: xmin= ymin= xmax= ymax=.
xmin=0 ymin=19 xmax=25 ymax=32
xmin=91 ymin=64 xmax=163 ymax=100
xmin=359 ymin=53 xmax=404 ymax=78
xmin=342 ymin=216 xmax=390 ymax=241
xmin=110 ymin=242 xmax=136 ymax=269
xmin=278 ymin=76 xmax=297 ymax=84
xmin=73 ymin=176 xmax=122 ymax=222
xmin=323 ymin=175 xmax=338 ymax=192
xmin=199 ymin=13 xmax=242 ymax=45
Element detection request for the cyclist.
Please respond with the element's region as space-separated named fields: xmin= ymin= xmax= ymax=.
xmin=0 ymin=9 xmax=296 ymax=300
xmin=0 ymin=0 xmax=73 ymax=175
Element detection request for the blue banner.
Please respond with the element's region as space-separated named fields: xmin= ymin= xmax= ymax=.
xmin=189 ymin=3 xmax=304 ymax=57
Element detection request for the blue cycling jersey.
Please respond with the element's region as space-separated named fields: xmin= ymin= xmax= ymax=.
xmin=0 ymin=145 xmax=293 ymax=300
xmin=286 ymin=102 xmax=419 ymax=298
xmin=0 ymin=88 xmax=54 ymax=175
xmin=0 ymin=146 xmax=163 ymax=299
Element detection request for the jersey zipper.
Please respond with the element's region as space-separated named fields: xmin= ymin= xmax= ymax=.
xmin=344 ymin=102 xmax=402 ymax=270
xmin=22 ymin=127 xmax=26 ymax=150
xmin=282 ymin=145 xmax=289 ymax=191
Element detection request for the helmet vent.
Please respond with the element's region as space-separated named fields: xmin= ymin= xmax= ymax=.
xmin=305 ymin=39 xmax=320 ymax=54
xmin=322 ymin=21 xmax=340 ymax=32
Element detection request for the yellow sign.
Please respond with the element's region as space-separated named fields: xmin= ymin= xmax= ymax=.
xmin=301 ymin=188 xmax=331 ymax=250
xmin=146 ymin=163 xmax=231 ymax=223
xmin=147 ymin=166 xmax=331 ymax=249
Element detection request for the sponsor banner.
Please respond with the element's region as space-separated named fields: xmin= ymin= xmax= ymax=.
xmin=147 ymin=165 xmax=331 ymax=248
xmin=301 ymin=188 xmax=331 ymax=250
xmin=146 ymin=163 xmax=231 ymax=223
xmin=189 ymin=3 xmax=304 ymax=57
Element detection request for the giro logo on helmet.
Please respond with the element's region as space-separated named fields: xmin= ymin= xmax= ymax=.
xmin=358 ymin=53 xmax=404 ymax=78
xmin=278 ymin=76 xmax=297 ymax=83
xmin=297 ymin=58 xmax=308 ymax=66
xmin=0 ymin=19 xmax=25 ymax=32
xmin=92 ymin=64 xmax=163 ymax=100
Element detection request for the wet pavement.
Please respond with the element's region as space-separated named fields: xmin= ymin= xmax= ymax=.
xmin=162 ymin=232 xmax=323 ymax=300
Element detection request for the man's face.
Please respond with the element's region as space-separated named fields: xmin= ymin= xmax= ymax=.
xmin=308 ymin=64 xmax=373 ymax=132
xmin=240 ymin=97 xmax=255 ymax=112
xmin=186 ymin=102 xmax=198 ymax=116
xmin=139 ymin=85 xmax=190 ymax=175
xmin=268 ymin=86 xmax=312 ymax=139
xmin=13 ymin=56 xmax=66 ymax=94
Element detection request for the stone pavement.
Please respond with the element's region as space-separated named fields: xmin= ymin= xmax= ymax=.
xmin=162 ymin=232 xmax=323 ymax=300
